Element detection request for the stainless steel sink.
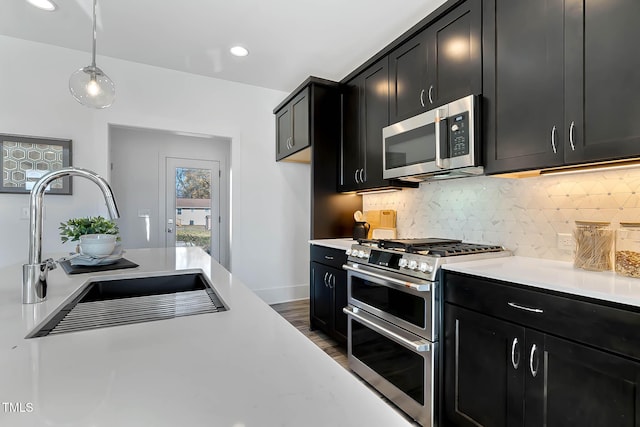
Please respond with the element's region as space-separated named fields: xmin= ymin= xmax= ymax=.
xmin=26 ymin=270 xmax=228 ymax=338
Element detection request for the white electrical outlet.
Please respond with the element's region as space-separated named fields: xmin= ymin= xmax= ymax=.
xmin=557 ymin=233 xmax=574 ymax=251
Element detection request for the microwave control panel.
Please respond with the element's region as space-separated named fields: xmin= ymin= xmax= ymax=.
xmin=449 ymin=111 xmax=470 ymax=157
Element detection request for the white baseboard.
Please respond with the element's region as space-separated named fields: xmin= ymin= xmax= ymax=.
xmin=252 ymin=283 xmax=309 ymax=305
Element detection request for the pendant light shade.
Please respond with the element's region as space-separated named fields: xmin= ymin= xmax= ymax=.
xmin=69 ymin=0 xmax=115 ymax=108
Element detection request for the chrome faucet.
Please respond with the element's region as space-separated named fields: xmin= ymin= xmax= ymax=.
xmin=22 ymin=167 xmax=120 ymax=304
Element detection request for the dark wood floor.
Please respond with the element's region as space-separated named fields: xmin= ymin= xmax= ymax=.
xmin=270 ymin=299 xmax=348 ymax=369
xmin=270 ymin=298 xmax=420 ymax=426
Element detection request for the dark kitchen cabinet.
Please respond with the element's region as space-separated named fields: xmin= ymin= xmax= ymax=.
xmin=484 ymin=0 xmax=640 ymax=174
xmin=443 ymin=271 xmax=640 ymax=427
xmin=275 ymin=87 xmax=309 ymax=162
xmin=564 ymin=0 xmax=640 ymax=165
xmin=310 ymin=245 xmax=348 ymax=345
xmin=388 ymin=0 xmax=481 ymax=124
xmin=339 ymin=58 xmax=390 ymax=192
xmin=426 ymin=0 xmax=482 ymax=108
xmin=274 ymin=78 xmax=363 ymax=238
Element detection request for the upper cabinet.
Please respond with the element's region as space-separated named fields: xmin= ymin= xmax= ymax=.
xmin=427 ymin=0 xmax=482 ymax=108
xmin=340 ymin=58 xmax=391 ymax=192
xmin=273 ymin=78 xmax=363 ymax=238
xmin=388 ymin=0 xmax=481 ymax=124
xmin=484 ymin=0 xmax=640 ymax=175
xmin=275 ymin=87 xmax=310 ymax=162
xmin=564 ymin=0 xmax=640 ymax=165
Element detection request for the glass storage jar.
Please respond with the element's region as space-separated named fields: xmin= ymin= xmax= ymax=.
xmin=615 ymin=222 xmax=640 ymax=278
xmin=573 ymin=221 xmax=614 ymax=271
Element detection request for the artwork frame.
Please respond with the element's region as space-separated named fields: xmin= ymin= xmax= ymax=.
xmin=0 ymin=134 xmax=72 ymax=195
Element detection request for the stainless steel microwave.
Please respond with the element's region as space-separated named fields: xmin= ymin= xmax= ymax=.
xmin=382 ymin=94 xmax=483 ymax=182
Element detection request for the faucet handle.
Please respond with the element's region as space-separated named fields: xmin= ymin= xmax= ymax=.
xmin=44 ymin=258 xmax=57 ymax=271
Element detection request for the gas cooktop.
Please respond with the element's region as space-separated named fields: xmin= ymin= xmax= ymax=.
xmin=356 ymin=238 xmax=505 ymax=257
xmin=346 ymin=238 xmax=510 ymax=281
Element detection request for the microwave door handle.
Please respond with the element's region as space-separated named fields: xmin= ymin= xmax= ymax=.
xmin=435 ymin=111 xmax=449 ymax=169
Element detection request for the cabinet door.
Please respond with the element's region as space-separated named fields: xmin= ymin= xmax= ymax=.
xmin=483 ymin=0 xmax=565 ymax=174
xmin=275 ymin=88 xmax=309 ymax=161
xmin=340 ymin=77 xmax=363 ymax=192
xmin=275 ymin=106 xmax=292 ymax=160
xmin=310 ymin=262 xmax=333 ymax=332
xmin=361 ymin=57 xmax=390 ymax=189
xmin=428 ymin=0 xmax=482 ymax=107
xmin=565 ymin=0 xmax=640 ymax=165
xmin=388 ymin=31 xmax=429 ymax=124
xmin=332 ymin=268 xmax=348 ymax=344
xmin=524 ymin=332 xmax=640 ymax=427
xmin=444 ymin=304 xmax=525 ymax=427
xmin=290 ymin=88 xmax=309 ymax=153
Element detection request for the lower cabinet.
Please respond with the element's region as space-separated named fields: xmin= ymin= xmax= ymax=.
xmin=443 ymin=272 xmax=640 ymax=427
xmin=310 ymin=245 xmax=348 ymax=345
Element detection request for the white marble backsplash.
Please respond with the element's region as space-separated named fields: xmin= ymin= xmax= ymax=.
xmin=363 ymin=167 xmax=640 ymax=262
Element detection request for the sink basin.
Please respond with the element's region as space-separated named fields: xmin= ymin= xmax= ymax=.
xmin=27 ymin=270 xmax=228 ymax=338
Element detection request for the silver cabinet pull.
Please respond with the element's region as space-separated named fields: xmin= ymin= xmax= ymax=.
xmin=343 ymin=306 xmax=430 ymax=352
xmin=428 ymin=85 xmax=434 ymax=104
xmin=511 ymin=337 xmax=520 ymax=370
xmin=420 ymin=89 xmax=425 ymax=107
xmin=529 ymin=344 xmax=539 ymax=377
xmin=551 ymin=125 xmax=557 ymax=154
xmin=323 ymin=272 xmax=329 ymax=287
xmin=508 ymin=302 xmax=543 ymax=313
xmin=359 ymin=168 xmax=365 ymax=183
xmin=569 ymin=121 xmax=576 ymax=151
xmin=329 ymin=274 xmax=335 ymax=289
xmin=324 ymin=255 xmax=334 ymax=260
xmin=354 ymin=169 xmax=360 ymax=184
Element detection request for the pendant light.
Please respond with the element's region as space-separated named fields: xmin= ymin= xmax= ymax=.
xmin=69 ymin=0 xmax=115 ymax=108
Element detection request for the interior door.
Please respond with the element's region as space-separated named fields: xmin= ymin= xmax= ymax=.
xmin=165 ymin=157 xmax=220 ymax=262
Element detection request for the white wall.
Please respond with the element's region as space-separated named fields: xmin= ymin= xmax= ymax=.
xmin=0 ymin=35 xmax=310 ymax=303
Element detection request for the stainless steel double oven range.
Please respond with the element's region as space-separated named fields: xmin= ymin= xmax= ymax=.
xmin=343 ymin=238 xmax=509 ymax=426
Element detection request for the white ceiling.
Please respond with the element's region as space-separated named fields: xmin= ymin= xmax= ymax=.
xmin=0 ymin=0 xmax=447 ymax=92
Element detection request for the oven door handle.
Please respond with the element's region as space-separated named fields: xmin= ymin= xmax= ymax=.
xmin=343 ymin=306 xmax=430 ymax=353
xmin=342 ymin=264 xmax=431 ymax=292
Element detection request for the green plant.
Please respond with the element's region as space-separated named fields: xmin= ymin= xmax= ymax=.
xmin=59 ymin=216 xmax=120 ymax=243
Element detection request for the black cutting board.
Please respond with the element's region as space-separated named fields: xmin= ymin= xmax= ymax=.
xmin=59 ymin=258 xmax=139 ymax=275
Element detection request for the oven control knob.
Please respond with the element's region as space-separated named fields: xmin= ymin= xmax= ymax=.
xmin=419 ymin=262 xmax=433 ymax=273
xmin=358 ymin=250 xmax=366 ymax=258
xmin=346 ymin=249 xmax=352 ymax=256
xmin=398 ymin=258 xmax=408 ymax=268
xmin=408 ymin=260 xmax=418 ymax=270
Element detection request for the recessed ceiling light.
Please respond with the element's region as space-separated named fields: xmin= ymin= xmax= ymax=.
xmin=26 ymin=0 xmax=57 ymax=11
xmin=230 ymin=46 xmax=249 ymax=57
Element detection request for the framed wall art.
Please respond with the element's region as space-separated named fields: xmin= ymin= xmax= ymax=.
xmin=0 ymin=134 xmax=72 ymax=195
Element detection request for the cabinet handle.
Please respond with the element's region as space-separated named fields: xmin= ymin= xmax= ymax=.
xmin=354 ymin=169 xmax=360 ymax=184
xmin=359 ymin=168 xmax=365 ymax=183
xmin=508 ymin=302 xmax=543 ymax=314
xmin=428 ymin=85 xmax=434 ymax=104
xmin=569 ymin=121 xmax=576 ymax=151
xmin=551 ymin=125 xmax=557 ymax=154
xmin=329 ymin=274 xmax=335 ymax=289
xmin=323 ymin=272 xmax=329 ymax=287
xmin=290 ymin=137 xmax=294 ymax=148
xmin=529 ymin=344 xmax=539 ymax=378
xmin=511 ymin=337 xmax=520 ymax=370
xmin=324 ymin=255 xmax=334 ymax=260
xmin=420 ymin=89 xmax=425 ymax=107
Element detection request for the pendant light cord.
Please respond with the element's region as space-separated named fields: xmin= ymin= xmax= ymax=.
xmin=91 ymin=0 xmax=97 ymax=68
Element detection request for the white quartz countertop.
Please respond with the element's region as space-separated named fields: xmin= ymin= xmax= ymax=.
xmin=0 ymin=247 xmax=411 ymax=426
xmin=309 ymin=238 xmax=355 ymax=251
xmin=442 ymin=256 xmax=640 ymax=309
